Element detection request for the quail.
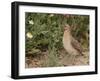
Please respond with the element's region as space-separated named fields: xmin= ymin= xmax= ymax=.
xmin=63 ymin=24 xmax=83 ymax=56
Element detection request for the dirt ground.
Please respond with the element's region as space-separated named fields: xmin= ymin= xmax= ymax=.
xmin=25 ymin=49 xmax=89 ymax=68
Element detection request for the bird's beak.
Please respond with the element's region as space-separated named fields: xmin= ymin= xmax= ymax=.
xmin=64 ymin=27 xmax=67 ymax=31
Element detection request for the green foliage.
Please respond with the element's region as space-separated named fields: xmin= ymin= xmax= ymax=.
xmin=25 ymin=13 xmax=89 ymax=67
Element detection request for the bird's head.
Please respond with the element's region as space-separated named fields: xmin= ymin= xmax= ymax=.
xmin=64 ymin=24 xmax=71 ymax=32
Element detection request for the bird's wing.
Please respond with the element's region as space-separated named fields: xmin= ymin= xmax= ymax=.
xmin=71 ymin=37 xmax=82 ymax=54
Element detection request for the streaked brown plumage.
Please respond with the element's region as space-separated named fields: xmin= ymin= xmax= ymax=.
xmin=63 ymin=24 xmax=83 ymax=56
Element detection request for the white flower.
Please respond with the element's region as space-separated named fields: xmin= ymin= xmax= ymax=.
xmin=29 ymin=20 xmax=34 ymax=25
xmin=55 ymin=39 xmax=59 ymax=42
xmin=49 ymin=14 xmax=54 ymax=17
xmin=26 ymin=32 xmax=33 ymax=39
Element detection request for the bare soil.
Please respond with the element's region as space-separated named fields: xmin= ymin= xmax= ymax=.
xmin=25 ymin=49 xmax=89 ymax=68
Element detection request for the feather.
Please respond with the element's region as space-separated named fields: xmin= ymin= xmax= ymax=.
xmin=71 ymin=37 xmax=83 ymax=55
xmin=63 ymin=24 xmax=84 ymax=56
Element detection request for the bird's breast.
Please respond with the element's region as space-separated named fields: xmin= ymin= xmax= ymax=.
xmin=62 ymin=34 xmax=79 ymax=55
xmin=63 ymin=34 xmax=71 ymax=50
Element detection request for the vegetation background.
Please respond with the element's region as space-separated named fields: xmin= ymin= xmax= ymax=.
xmin=25 ymin=13 xmax=89 ymax=68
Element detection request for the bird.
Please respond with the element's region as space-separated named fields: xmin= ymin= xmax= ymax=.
xmin=63 ymin=24 xmax=83 ymax=56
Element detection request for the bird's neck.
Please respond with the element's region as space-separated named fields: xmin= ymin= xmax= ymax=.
xmin=63 ymin=30 xmax=71 ymax=40
xmin=64 ymin=30 xmax=71 ymax=36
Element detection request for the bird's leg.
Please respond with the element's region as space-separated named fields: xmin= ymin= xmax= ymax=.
xmin=61 ymin=53 xmax=71 ymax=66
xmin=64 ymin=54 xmax=76 ymax=66
xmin=72 ymin=55 xmax=76 ymax=65
xmin=66 ymin=54 xmax=71 ymax=65
xmin=69 ymin=54 xmax=76 ymax=65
